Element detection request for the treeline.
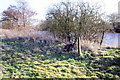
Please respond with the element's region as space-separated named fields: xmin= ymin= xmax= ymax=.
xmin=0 ymin=0 xmax=115 ymax=47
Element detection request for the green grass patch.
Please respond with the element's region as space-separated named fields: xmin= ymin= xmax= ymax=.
xmin=1 ymin=38 xmax=120 ymax=78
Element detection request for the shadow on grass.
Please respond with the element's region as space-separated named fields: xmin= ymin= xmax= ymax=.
xmin=1 ymin=37 xmax=80 ymax=61
xmin=92 ymin=56 xmax=120 ymax=77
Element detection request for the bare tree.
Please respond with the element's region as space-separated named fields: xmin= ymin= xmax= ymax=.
xmin=108 ymin=13 xmax=119 ymax=27
xmin=1 ymin=0 xmax=37 ymax=29
xmin=1 ymin=5 xmax=19 ymax=29
xmin=45 ymin=2 xmax=79 ymax=42
xmin=44 ymin=1 xmax=111 ymax=53
xmin=45 ymin=1 xmax=109 ymax=41
xmin=108 ymin=13 xmax=120 ymax=33
xmin=16 ymin=0 xmax=37 ymax=27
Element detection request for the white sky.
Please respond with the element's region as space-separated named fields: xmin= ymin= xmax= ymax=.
xmin=0 ymin=0 xmax=120 ymax=20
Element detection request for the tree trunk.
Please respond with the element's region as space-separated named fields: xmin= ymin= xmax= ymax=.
xmin=100 ymin=31 xmax=105 ymax=48
xmin=67 ymin=35 xmax=71 ymax=43
xmin=78 ymin=37 xmax=82 ymax=56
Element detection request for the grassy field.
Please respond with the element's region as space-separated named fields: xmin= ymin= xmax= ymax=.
xmin=0 ymin=37 xmax=120 ymax=79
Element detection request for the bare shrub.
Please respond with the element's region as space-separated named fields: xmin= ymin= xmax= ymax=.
xmin=79 ymin=40 xmax=99 ymax=54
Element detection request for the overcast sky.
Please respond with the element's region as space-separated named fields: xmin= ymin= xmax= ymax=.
xmin=0 ymin=0 xmax=120 ymax=20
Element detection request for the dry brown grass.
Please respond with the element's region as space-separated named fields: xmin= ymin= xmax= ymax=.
xmin=80 ymin=40 xmax=100 ymax=53
xmin=0 ymin=28 xmax=99 ymax=52
xmin=0 ymin=28 xmax=55 ymax=40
